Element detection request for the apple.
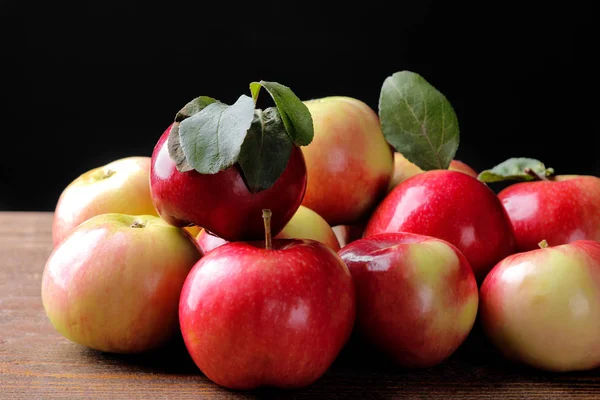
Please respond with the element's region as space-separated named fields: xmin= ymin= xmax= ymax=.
xmin=450 ymin=159 xmax=478 ymax=178
xmin=196 ymin=205 xmax=340 ymax=253
xmin=179 ymin=211 xmax=356 ymax=389
xmin=41 ymin=213 xmax=201 ymax=353
xmin=300 ymin=96 xmax=394 ymax=226
xmin=184 ymin=225 xmax=202 ymax=237
xmin=332 ymin=221 xmax=366 ymax=248
xmin=480 ymin=240 xmax=600 ymax=372
xmin=52 ymin=156 xmax=158 ymax=247
xmin=150 ymin=126 xmax=307 ymax=241
xmin=365 ymin=170 xmax=516 ymax=281
xmin=339 ymin=232 xmax=478 ymax=367
xmin=498 ymin=175 xmax=600 ymax=252
xmin=388 ymin=152 xmax=478 ymax=191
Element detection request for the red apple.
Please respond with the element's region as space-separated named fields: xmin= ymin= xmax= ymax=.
xmin=41 ymin=213 xmax=201 ymax=353
xmin=179 ymin=233 xmax=356 ymax=389
xmin=338 ymin=232 xmax=478 ymax=368
xmin=388 ymin=152 xmax=478 ymax=191
xmin=365 ymin=170 xmax=516 ymax=281
xmin=196 ymin=205 xmax=340 ymax=253
xmin=150 ymin=126 xmax=307 ymax=241
xmin=480 ymin=240 xmax=600 ymax=372
xmin=301 ymin=96 xmax=394 ymax=226
xmin=498 ymin=175 xmax=600 ymax=252
xmin=52 ymin=156 xmax=158 ymax=247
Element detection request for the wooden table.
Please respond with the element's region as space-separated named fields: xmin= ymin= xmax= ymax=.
xmin=1 ymin=212 xmax=599 ymax=399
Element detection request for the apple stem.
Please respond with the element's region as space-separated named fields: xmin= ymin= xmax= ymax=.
xmin=131 ymin=220 xmax=146 ymax=228
xmin=262 ymin=209 xmax=273 ymax=250
xmin=524 ymin=167 xmax=550 ymax=181
xmin=538 ymin=239 xmax=549 ymax=249
xmin=103 ymin=168 xmax=116 ymax=179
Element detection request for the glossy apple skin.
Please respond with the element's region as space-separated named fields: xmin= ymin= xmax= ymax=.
xmin=365 ymin=170 xmax=516 ymax=281
xmin=42 ymin=214 xmax=201 ymax=353
xmin=52 ymin=157 xmax=158 ymax=247
xmin=388 ymin=152 xmax=478 ymax=191
xmin=179 ymin=239 xmax=356 ymax=390
xmin=301 ymin=97 xmax=394 ymax=226
xmin=498 ymin=175 xmax=600 ymax=252
xmin=196 ymin=205 xmax=341 ymax=253
xmin=480 ymin=240 xmax=600 ymax=372
xmin=339 ymin=232 xmax=478 ymax=367
xmin=150 ymin=126 xmax=307 ymax=241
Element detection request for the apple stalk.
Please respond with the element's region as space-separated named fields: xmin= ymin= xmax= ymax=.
xmin=263 ymin=209 xmax=273 ymax=250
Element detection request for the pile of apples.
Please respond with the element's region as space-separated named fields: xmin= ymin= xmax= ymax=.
xmin=41 ymin=72 xmax=600 ymax=390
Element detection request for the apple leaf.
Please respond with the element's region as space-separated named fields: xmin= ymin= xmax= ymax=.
xmin=179 ymin=95 xmax=255 ymax=174
xmin=238 ymin=108 xmax=293 ymax=193
xmin=175 ymin=96 xmax=218 ymax=122
xmin=250 ymin=80 xmax=314 ymax=146
xmin=168 ymin=96 xmax=218 ymax=172
xmin=478 ymin=157 xmax=555 ymax=183
xmin=379 ymin=71 xmax=459 ymax=171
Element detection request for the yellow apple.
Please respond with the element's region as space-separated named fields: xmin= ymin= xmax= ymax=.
xmin=197 ymin=205 xmax=341 ymax=253
xmin=52 ymin=157 xmax=158 ymax=247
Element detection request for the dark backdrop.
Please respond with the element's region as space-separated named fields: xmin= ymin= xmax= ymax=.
xmin=1 ymin=1 xmax=597 ymax=211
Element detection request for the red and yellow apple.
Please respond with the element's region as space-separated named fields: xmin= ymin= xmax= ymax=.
xmin=480 ymin=240 xmax=600 ymax=372
xmin=42 ymin=213 xmax=201 ymax=353
xmin=179 ymin=238 xmax=356 ymax=389
xmin=388 ymin=152 xmax=478 ymax=191
xmin=498 ymin=175 xmax=600 ymax=252
xmin=52 ymin=157 xmax=158 ymax=247
xmin=300 ymin=96 xmax=394 ymax=226
xmin=338 ymin=232 xmax=478 ymax=367
xmin=196 ymin=205 xmax=340 ymax=253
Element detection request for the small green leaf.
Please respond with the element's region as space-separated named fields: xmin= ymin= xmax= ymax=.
xmin=250 ymin=80 xmax=314 ymax=146
xmin=179 ymin=95 xmax=255 ymax=174
xmin=238 ymin=108 xmax=293 ymax=193
xmin=175 ymin=96 xmax=218 ymax=122
xmin=379 ymin=71 xmax=459 ymax=171
xmin=168 ymin=96 xmax=218 ymax=172
xmin=478 ymin=158 xmax=555 ymax=183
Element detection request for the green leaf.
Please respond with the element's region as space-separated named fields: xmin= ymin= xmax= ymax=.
xmin=168 ymin=96 xmax=218 ymax=172
xmin=478 ymin=158 xmax=555 ymax=183
xmin=175 ymin=96 xmax=218 ymax=122
xmin=238 ymin=107 xmax=293 ymax=193
xmin=250 ymin=80 xmax=314 ymax=146
xmin=179 ymin=95 xmax=255 ymax=174
xmin=379 ymin=71 xmax=459 ymax=171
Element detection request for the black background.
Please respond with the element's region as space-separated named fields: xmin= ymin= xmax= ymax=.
xmin=1 ymin=1 xmax=597 ymax=211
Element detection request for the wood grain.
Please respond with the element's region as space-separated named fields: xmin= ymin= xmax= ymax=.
xmin=1 ymin=212 xmax=599 ymax=399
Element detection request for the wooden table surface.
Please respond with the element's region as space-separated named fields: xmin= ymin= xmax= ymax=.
xmin=1 ymin=212 xmax=599 ymax=399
